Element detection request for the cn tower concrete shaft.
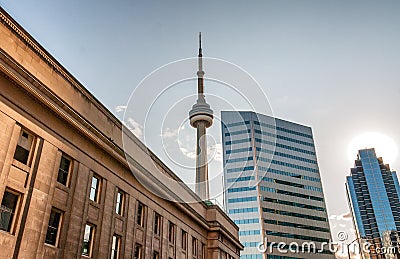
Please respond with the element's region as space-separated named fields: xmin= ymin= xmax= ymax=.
xmin=195 ymin=120 xmax=209 ymax=199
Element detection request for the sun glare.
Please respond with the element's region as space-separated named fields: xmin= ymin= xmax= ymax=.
xmin=347 ymin=132 xmax=398 ymax=165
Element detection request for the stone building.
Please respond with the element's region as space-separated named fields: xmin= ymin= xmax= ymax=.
xmin=0 ymin=7 xmax=243 ymax=259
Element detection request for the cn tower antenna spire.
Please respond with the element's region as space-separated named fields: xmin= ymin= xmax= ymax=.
xmin=199 ymin=32 xmax=202 ymax=56
xmin=189 ymin=32 xmax=213 ymax=201
xmin=197 ymin=32 xmax=204 ymax=96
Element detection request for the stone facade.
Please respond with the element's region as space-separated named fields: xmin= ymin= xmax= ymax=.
xmin=0 ymin=7 xmax=242 ymax=259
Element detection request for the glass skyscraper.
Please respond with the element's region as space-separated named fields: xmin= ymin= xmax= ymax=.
xmin=221 ymin=111 xmax=333 ymax=259
xmin=346 ymin=148 xmax=400 ymax=259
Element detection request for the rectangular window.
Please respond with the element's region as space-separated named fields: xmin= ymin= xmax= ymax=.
xmin=13 ymin=130 xmax=34 ymax=165
xmin=154 ymin=213 xmax=161 ymax=235
xmin=82 ymin=224 xmax=95 ymax=257
xmin=152 ymin=251 xmax=159 ymax=259
xmin=45 ymin=208 xmax=62 ymax=246
xmin=111 ymin=235 xmax=120 ymax=259
xmin=134 ymin=244 xmax=142 ymax=259
xmin=115 ymin=189 xmax=124 ymax=215
xmin=192 ymin=237 xmax=198 ymax=256
xmin=57 ymin=155 xmax=71 ymax=186
xmin=181 ymin=230 xmax=187 ymax=250
xmin=168 ymin=221 xmax=175 ymax=243
xmin=136 ymin=202 xmax=144 ymax=226
xmin=89 ymin=175 xmax=100 ymax=202
xmin=0 ymin=190 xmax=20 ymax=232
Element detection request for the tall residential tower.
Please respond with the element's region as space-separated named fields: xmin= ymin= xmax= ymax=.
xmin=221 ymin=111 xmax=333 ymax=259
xmin=346 ymin=148 xmax=400 ymax=259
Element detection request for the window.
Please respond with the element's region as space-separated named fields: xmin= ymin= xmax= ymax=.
xmin=168 ymin=221 xmax=175 ymax=243
xmin=134 ymin=244 xmax=142 ymax=259
xmin=152 ymin=251 xmax=159 ymax=259
xmin=13 ymin=130 xmax=34 ymax=165
xmin=45 ymin=208 xmax=63 ymax=246
xmin=89 ymin=175 xmax=100 ymax=202
xmin=154 ymin=213 xmax=161 ymax=235
xmin=82 ymin=224 xmax=95 ymax=257
xmin=192 ymin=237 xmax=198 ymax=256
xmin=181 ymin=230 xmax=187 ymax=250
xmin=136 ymin=202 xmax=144 ymax=227
xmin=111 ymin=235 xmax=120 ymax=259
xmin=57 ymin=155 xmax=71 ymax=186
xmin=115 ymin=189 xmax=124 ymax=215
xmin=0 ymin=190 xmax=20 ymax=232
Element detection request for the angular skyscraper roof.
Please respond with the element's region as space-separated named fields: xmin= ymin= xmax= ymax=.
xmin=346 ymin=148 xmax=400 ymax=258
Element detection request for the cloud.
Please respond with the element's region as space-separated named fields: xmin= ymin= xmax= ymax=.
xmin=179 ymin=144 xmax=222 ymax=162
xmin=161 ymin=127 xmax=180 ymax=139
xmin=161 ymin=125 xmax=222 ymax=163
xmin=160 ymin=125 xmax=196 ymax=160
xmin=209 ymin=143 xmax=223 ymax=162
xmin=162 ymin=125 xmax=197 ymax=160
xmin=179 ymin=146 xmax=196 ymax=159
xmin=126 ymin=117 xmax=143 ymax=139
xmin=115 ymin=105 xmax=127 ymax=113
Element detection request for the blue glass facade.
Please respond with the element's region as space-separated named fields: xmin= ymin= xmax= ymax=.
xmin=393 ymin=172 xmax=400 ymax=201
xmin=346 ymin=148 xmax=400 ymax=257
xmin=346 ymin=177 xmax=366 ymax=237
xmin=221 ymin=111 xmax=333 ymax=259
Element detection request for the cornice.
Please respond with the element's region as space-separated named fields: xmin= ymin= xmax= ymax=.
xmin=0 ymin=6 xmax=183 ymax=188
xmin=0 ymin=6 xmax=121 ymax=130
xmin=0 ymin=7 xmax=198 ymax=190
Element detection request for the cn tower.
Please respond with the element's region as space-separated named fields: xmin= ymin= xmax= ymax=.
xmin=189 ymin=33 xmax=213 ymax=200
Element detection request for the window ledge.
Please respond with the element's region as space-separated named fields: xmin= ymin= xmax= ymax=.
xmin=12 ymin=160 xmax=30 ymax=172
xmin=0 ymin=229 xmax=14 ymax=236
xmin=55 ymin=182 xmax=70 ymax=193
xmin=136 ymin=224 xmax=144 ymax=230
xmin=115 ymin=213 xmax=124 ymax=221
xmin=88 ymin=200 xmax=100 ymax=208
xmin=44 ymin=243 xmax=59 ymax=249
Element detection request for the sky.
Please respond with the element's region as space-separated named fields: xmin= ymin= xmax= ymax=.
xmin=1 ymin=0 xmax=399 ymax=255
